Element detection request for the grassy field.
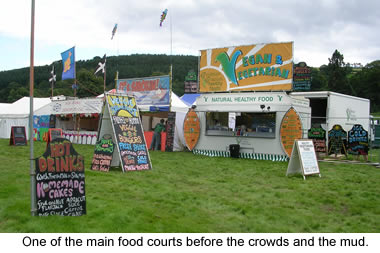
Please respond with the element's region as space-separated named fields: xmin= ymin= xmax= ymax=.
xmin=0 ymin=139 xmax=379 ymax=233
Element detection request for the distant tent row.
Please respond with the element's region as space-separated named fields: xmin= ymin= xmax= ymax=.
xmin=0 ymin=92 xmax=192 ymax=151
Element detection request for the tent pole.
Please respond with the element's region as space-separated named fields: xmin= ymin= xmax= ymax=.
xmin=29 ymin=0 xmax=37 ymax=216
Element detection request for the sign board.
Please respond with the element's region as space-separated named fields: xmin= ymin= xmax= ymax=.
xmin=165 ymin=112 xmax=176 ymax=152
xmin=280 ymin=107 xmax=303 ymax=157
xmin=35 ymin=138 xmax=86 ymax=216
xmin=287 ymin=139 xmax=321 ymax=179
xmin=48 ymin=128 xmax=63 ymax=142
xmin=9 ymin=126 xmax=27 ymax=146
xmin=97 ymin=93 xmax=152 ymax=172
xmin=328 ymin=124 xmax=347 ymax=156
xmin=184 ymin=109 xmax=201 ymax=151
xmin=90 ymin=134 xmax=115 ymax=172
xmin=116 ymin=75 xmax=170 ymax=106
xmin=293 ymin=62 xmax=311 ymax=91
xmin=347 ymin=124 xmax=369 ymax=155
xmin=199 ymin=42 xmax=293 ymax=92
xmin=308 ymin=127 xmax=326 ymax=153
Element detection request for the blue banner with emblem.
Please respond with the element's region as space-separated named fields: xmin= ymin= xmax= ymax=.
xmin=61 ymin=47 xmax=75 ymax=80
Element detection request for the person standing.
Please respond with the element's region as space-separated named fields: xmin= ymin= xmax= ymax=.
xmin=150 ymin=119 xmax=165 ymax=150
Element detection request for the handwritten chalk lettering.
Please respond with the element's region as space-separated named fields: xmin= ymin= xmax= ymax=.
xmin=124 ymin=164 xmax=150 ymax=171
xmin=37 ymin=179 xmax=85 ymax=199
xmin=121 ymin=150 xmax=137 ymax=156
xmin=119 ymin=142 xmax=132 ymax=151
xmin=133 ymin=144 xmax=146 ymax=151
xmin=119 ymin=124 xmax=136 ymax=132
xmin=118 ymin=134 xmax=142 ymax=144
xmin=137 ymin=156 xmax=148 ymax=164
xmin=127 ymin=118 xmax=140 ymax=125
xmin=123 ymin=156 xmax=135 ymax=165
xmin=112 ymin=116 xmax=127 ymax=124
xmin=38 ymin=155 xmax=84 ymax=173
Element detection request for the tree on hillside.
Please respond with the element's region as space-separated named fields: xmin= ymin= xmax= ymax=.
xmin=325 ymin=50 xmax=352 ymax=94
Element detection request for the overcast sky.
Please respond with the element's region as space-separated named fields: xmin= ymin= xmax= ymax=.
xmin=0 ymin=0 xmax=379 ymax=71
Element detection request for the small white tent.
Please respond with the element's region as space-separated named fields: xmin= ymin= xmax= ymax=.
xmin=0 ymin=97 xmax=51 ymax=139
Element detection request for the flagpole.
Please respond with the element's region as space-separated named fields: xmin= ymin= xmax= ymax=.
xmin=29 ymin=0 xmax=37 ymax=216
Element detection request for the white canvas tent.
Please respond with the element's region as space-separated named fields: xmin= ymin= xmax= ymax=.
xmin=0 ymin=97 xmax=51 ymax=139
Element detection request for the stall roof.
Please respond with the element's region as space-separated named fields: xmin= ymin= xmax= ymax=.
xmin=181 ymin=94 xmax=200 ymax=106
xmin=0 ymin=97 xmax=51 ymax=118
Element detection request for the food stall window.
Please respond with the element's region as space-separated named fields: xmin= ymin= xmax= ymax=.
xmin=206 ymin=112 xmax=276 ymax=138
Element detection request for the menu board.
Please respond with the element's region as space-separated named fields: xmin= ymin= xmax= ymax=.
xmin=287 ymin=140 xmax=320 ymax=179
xmin=308 ymin=127 xmax=326 ymax=153
xmin=280 ymin=107 xmax=303 ymax=157
xmin=165 ymin=112 xmax=176 ymax=152
xmin=35 ymin=138 xmax=86 ymax=216
xmin=293 ymin=62 xmax=311 ymax=91
xmin=184 ymin=109 xmax=201 ymax=151
xmin=49 ymin=128 xmax=63 ymax=142
xmin=106 ymin=94 xmax=152 ymax=172
xmin=91 ymin=134 xmax=115 ymax=172
xmin=9 ymin=126 xmax=27 ymax=146
xmin=328 ymin=124 xmax=347 ymax=156
xmin=347 ymin=124 xmax=369 ymax=155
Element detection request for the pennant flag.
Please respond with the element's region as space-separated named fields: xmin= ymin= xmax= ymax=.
xmin=94 ymin=54 xmax=106 ymax=75
xmin=61 ymin=47 xmax=75 ymax=80
xmin=160 ymin=9 xmax=168 ymax=27
xmin=49 ymin=65 xmax=56 ymax=84
xmin=111 ymin=23 xmax=118 ymax=40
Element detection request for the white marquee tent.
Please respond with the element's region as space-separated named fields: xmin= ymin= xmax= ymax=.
xmin=0 ymin=97 xmax=51 ymax=139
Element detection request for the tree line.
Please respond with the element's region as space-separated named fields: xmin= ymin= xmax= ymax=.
xmin=0 ymin=51 xmax=379 ymax=111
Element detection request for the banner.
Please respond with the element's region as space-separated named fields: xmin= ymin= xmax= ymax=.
xmin=199 ymin=42 xmax=293 ymax=92
xmin=61 ymin=47 xmax=75 ymax=80
xmin=116 ymin=75 xmax=170 ymax=106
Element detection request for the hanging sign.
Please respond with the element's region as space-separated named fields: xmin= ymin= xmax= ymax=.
xmin=347 ymin=124 xmax=369 ymax=156
xmin=105 ymin=93 xmax=152 ymax=172
xmin=308 ymin=127 xmax=326 ymax=153
xmin=165 ymin=112 xmax=176 ymax=152
xmin=280 ymin=107 xmax=303 ymax=157
xmin=91 ymin=134 xmax=115 ymax=172
xmin=9 ymin=126 xmax=27 ymax=146
xmin=184 ymin=109 xmax=201 ymax=151
xmin=328 ymin=124 xmax=347 ymax=156
xmin=287 ymin=139 xmax=321 ymax=180
xmin=35 ymin=138 xmax=86 ymax=216
xmin=293 ymin=62 xmax=311 ymax=91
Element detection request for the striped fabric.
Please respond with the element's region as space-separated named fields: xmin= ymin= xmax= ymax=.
xmin=192 ymin=149 xmax=288 ymax=162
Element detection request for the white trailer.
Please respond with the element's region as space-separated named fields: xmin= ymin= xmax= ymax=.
xmin=290 ymin=91 xmax=371 ymax=132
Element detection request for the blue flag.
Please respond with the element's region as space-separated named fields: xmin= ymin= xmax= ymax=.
xmin=61 ymin=47 xmax=75 ymax=80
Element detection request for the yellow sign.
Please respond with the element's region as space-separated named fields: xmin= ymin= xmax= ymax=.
xmin=199 ymin=42 xmax=293 ymax=92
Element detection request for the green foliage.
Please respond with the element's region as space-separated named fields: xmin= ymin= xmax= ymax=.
xmin=0 ymin=139 xmax=380 ymax=232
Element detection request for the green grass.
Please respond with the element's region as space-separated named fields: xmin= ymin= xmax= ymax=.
xmin=0 ymin=139 xmax=380 ymax=232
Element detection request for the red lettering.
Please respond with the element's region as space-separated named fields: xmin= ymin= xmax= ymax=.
xmin=47 ymin=158 xmax=55 ymax=172
xmin=38 ymin=157 xmax=47 ymax=172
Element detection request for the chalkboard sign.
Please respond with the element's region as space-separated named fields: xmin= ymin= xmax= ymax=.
xmin=49 ymin=128 xmax=63 ymax=142
xmin=106 ymin=94 xmax=152 ymax=172
xmin=293 ymin=62 xmax=311 ymax=91
xmin=308 ymin=127 xmax=326 ymax=153
xmin=328 ymin=124 xmax=347 ymax=156
xmin=9 ymin=126 xmax=27 ymax=146
xmin=35 ymin=138 xmax=86 ymax=216
xmin=287 ymin=139 xmax=321 ymax=179
xmin=91 ymin=134 xmax=115 ymax=172
xmin=49 ymin=114 xmax=56 ymax=128
xmin=165 ymin=112 xmax=176 ymax=152
xmin=347 ymin=124 xmax=369 ymax=155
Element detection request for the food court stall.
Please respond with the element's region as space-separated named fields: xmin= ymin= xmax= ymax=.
xmin=193 ymin=92 xmax=311 ymax=161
